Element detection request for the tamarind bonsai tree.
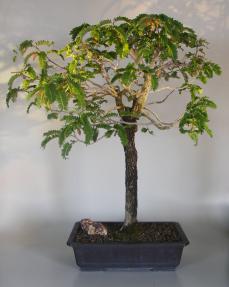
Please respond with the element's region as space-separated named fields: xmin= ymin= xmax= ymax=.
xmin=7 ymin=14 xmax=221 ymax=227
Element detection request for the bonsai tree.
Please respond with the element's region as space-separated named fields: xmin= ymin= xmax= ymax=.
xmin=6 ymin=14 xmax=221 ymax=227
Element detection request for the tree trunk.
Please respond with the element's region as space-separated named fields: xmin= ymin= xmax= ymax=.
xmin=123 ymin=125 xmax=138 ymax=227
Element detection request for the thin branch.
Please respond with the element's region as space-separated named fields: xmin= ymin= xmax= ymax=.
xmin=141 ymin=112 xmax=173 ymax=130
xmin=72 ymin=132 xmax=105 ymax=145
xmin=153 ymin=86 xmax=175 ymax=93
xmin=143 ymin=107 xmax=165 ymax=123
xmin=47 ymin=57 xmax=66 ymax=70
xmin=87 ymin=79 xmax=104 ymax=89
xmin=142 ymin=110 xmax=181 ymax=130
xmin=93 ymin=57 xmax=119 ymax=98
xmin=34 ymin=45 xmax=66 ymax=70
xmin=147 ymin=88 xmax=177 ymax=105
xmin=107 ymin=118 xmax=151 ymax=126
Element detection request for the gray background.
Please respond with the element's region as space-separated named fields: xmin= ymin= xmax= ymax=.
xmin=0 ymin=0 xmax=229 ymax=286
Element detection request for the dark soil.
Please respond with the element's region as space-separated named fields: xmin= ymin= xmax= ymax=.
xmin=75 ymin=222 xmax=182 ymax=244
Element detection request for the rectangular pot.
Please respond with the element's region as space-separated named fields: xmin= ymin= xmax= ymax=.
xmin=67 ymin=222 xmax=189 ymax=271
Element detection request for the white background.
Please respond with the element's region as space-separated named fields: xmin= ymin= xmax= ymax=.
xmin=0 ymin=1 xmax=229 ymax=286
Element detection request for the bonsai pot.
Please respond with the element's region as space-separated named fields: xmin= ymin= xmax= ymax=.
xmin=67 ymin=221 xmax=189 ymax=271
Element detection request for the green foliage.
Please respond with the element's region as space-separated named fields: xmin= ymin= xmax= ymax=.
xmin=44 ymin=83 xmax=56 ymax=104
xmin=111 ymin=63 xmax=136 ymax=85
xmin=68 ymin=80 xmax=86 ymax=107
xmin=61 ymin=142 xmax=72 ymax=159
xmin=41 ymin=130 xmax=60 ymax=148
xmin=38 ymin=51 xmax=48 ymax=70
xmin=179 ymin=96 xmax=217 ymax=144
xmin=47 ymin=112 xmax=58 ymax=119
xmin=56 ymin=89 xmax=68 ymax=110
xmin=114 ymin=124 xmax=128 ymax=146
xmin=19 ymin=40 xmax=33 ymax=55
xmin=151 ymin=74 xmax=158 ymax=91
xmin=6 ymin=89 xmax=18 ymax=107
xmin=6 ymin=14 xmax=222 ymax=158
xmin=35 ymin=40 xmax=54 ymax=47
xmin=70 ymin=23 xmax=90 ymax=40
xmin=141 ymin=127 xmax=154 ymax=135
xmin=8 ymin=73 xmax=22 ymax=89
xmin=27 ymin=101 xmax=37 ymax=113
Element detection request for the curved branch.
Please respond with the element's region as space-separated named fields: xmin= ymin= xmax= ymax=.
xmin=147 ymin=88 xmax=177 ymax=105
xmin=141 ymin=110 xmax=181 ymax=130
xmin=141 ymin=112 xmax=173 ymax=130
xmin=34 ymin=45 xmax=66 ymax=70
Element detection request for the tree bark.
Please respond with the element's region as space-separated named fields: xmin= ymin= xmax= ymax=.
xmin=123 ymin=125 xmax=138 ymax=227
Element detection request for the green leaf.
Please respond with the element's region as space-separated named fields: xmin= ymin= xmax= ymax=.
xmin=151 ymin=74 xmax=158 ymax=90
xmin=13 ymin=54 xmax=17 ymax=62
xmin=61 ymin=142 xmax=72 ymax=159
xmin=12 ymin=49 xmax=18 ymax=62
xmin=70 ymin=23 xmax=90 ymax=40
xmin=81 ymin=114 xmax=94 ymax=144
xmin=111 ymin=73 xmax=122 ymax=83
xmin=204 ymin=124 xmax=213 ymax=137
xmin=212 ymin=64 xmax=222 ymax=75
xmin=104 ymin=129 xmax=114 ymax=138
xmin=141 ymin=127 xmax=154 ymax=135
xmin=99 ymin=19 xmax=112 ymax=26
xmin=35 ymin=40 xmax=54 ymax=46
xmin=198 ymin=73 xmax=207 ymax=84
xmin=41 ymin=130 xmax=60 ymax=148
xmin=203 ymin=64 xmax=213 ymax=78
xmin=167 ymin=42 xmax=177 ymax=60
xmin=121 ymin=63 xmax=136 ymax=85
xmin=19 ymin=40 xmax=33 ymax=55
xmin=189 ymin=132 xmax=198 ymax=145
xmin=69 ymin=80 xmax=86 ymax=107
xmin=56 ymin=89 xmax=68 ymax=110
xmin=8 ymin=73 xmax=21 ymax=89
xmin=122 ymin=43 xmax=129 ymax=57
xmin=115 ymin=124 xmax=128 ymax=146
xmin=27 ymin=101 xmax=37 ymax=113
xmin=26 ymin=66 xmax=36 ymax=79
xmin=6 ymin=89 xmax=18 ymax=107
xmin=44 ymin=83 xmax=56 ymax=104
xmin=47 ymin=112 xmax=58 ymax=119
xmin=114 ymin=16 xmax=132 ymax=24
xmin=38 ymin=51 xmax=47 ymax=69
xmin=22 ymin=79 xmax=30 ymax=89
xmin=141 ymin=127 xmax=148 ymax=133
xmin=58 ymin=125 xmax=74 ymax=146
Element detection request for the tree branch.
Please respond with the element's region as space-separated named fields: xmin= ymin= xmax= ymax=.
xmin=141 ymin=110 xmax=181 ymax=130
xmin=93 ymin=57 xmax=119 ymax=98
xmin=34 ymin=45 xmax=66 ymax=70
xmin=147 ymin=88 xmax=177 ymax=105
xmin=132 ymin=73 xmax=152 ymax=113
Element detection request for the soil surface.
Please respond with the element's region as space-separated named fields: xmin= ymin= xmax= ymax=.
xmin=75 ymin=222 xmax=182 ymax=243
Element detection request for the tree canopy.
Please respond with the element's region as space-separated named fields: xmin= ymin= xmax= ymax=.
xmin=7 ymin=14 xmax=221 ymax=158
